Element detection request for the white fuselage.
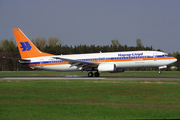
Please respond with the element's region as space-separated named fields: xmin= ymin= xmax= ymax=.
xmin=20 ymin=51 xmax=177 ymax=72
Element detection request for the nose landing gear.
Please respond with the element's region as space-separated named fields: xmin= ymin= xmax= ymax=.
xmin=158 ymin=70 xmax=162 ymax=74
xmin=158 ymin=65 xmax=167 ymax=74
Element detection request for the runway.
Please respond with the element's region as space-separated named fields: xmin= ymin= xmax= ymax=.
xmin=1 ymin=76 xmax=180 ymax=81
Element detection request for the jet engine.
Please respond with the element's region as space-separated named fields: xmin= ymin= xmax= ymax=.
xmin=98 ymin=63 xmax=116 ymax=72
xmin=98 ymin=63 xmax=125 ymax=73
xmin=97 ymin=63 xmax=117 ymax=72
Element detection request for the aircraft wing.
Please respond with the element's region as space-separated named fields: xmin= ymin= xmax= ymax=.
xmin=53 ymin=57 xmax=99 ymax=70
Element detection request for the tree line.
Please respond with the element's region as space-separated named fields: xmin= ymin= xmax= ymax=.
xmin=0 ymin=38 xmax=179 ymax=71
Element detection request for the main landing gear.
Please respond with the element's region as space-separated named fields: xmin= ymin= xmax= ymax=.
xmin=88 ymin=71 xmax=100 ymax=77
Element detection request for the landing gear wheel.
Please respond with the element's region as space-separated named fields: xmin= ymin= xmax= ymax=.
xmin=94 ymin=72 xmax=100 ymax=77
xmin=88 ymin=72 xmax=93 ymax=77
xmin=158 ymin=70 xmax=162 ymax=74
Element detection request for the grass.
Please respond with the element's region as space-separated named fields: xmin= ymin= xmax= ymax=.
xmin=0 ymin=80 xmax=180 ymax=119
xmin=0 ymin=71 xmax=180 ymax=77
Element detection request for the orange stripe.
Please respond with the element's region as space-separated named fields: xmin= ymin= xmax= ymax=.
xmin=26 ymin=57 xmax=176 ymax=67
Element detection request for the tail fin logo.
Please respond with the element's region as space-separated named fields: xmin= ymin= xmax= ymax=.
xmin=20 ymin=42 xmax=32 ymax=51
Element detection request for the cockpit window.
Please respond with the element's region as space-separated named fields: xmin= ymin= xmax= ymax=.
xmin=162 ymin=54 xmax=168 ymax=57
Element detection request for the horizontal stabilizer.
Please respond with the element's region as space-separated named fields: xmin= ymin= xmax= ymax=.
xmin=2 ymin=56 xmax=30 ymax=62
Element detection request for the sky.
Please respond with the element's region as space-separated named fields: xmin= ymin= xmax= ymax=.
xmin=1 ymin=0 xmax=180 ymax=53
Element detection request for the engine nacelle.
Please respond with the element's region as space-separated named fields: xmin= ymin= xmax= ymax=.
xmin=109 ymin=68 xmax=125 ymax=73
xmin=98 ymin=63 xmax=116 ymax=72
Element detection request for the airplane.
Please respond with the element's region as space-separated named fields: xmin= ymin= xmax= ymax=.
xmin=5 ymin=28 xmax=177 ymax=77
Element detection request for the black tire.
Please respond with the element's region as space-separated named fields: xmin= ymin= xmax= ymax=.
xmin=88 ymin=72 xmax=93 ymax=77
xmin=94 ymin=72 xmax=100 ymax=77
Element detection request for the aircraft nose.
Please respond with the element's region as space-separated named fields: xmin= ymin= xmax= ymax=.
xmin=173 ymin=57 xmax=177 ymax=62
xmin=175 ymin=58 xmax=177 ymax=62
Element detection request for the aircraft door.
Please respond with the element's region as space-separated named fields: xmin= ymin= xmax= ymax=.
xmin=153 ymin=53 xmax=157 ymax=61
xmin=40 ymin=59 xmax=44 ymax=67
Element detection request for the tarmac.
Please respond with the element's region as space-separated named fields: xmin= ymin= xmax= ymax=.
xmin=1 ymin=77 xmax=180 ymax=81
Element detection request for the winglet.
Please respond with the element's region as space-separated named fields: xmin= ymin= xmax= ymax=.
xmin=13 ymin=28 xmax=53 ymax=59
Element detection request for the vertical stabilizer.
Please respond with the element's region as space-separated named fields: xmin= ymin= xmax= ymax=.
xmin=13 ymin=28 xmax=53 ymax=59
